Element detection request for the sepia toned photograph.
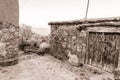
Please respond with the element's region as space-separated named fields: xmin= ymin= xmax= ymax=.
xmin=0 ymin=0 xmax=120 ymax=80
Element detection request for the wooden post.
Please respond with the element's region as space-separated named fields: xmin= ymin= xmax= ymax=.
xmin=113 ymin=34 xmax=120 ymax=80
xmin=85 ymin=31 xmax=89 ymax=64
xmin=85 ymin=0 xmax=90 ymax=19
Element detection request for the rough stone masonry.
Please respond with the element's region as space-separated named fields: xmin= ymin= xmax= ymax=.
xmin=0 ymin=0 xmax=19 ymax=66
xmin=49 ymin=17 xmax=120 ymax=72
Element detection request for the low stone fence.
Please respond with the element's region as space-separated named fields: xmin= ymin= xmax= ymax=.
xmin=0 ymin=21 xmax=19 ymax=66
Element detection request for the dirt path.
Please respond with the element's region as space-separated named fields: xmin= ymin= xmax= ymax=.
xmin=0 ymin=54 xmax=112 ymax=80
xmin=0 ymin=55 xmax=83 ymax=80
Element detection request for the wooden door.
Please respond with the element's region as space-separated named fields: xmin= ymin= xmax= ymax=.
xmin=86 ymin=32 xmax=120 ymax=72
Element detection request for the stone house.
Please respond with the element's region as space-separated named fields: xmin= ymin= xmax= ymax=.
xmin=49 ymin=17 xmax=120 ymax=72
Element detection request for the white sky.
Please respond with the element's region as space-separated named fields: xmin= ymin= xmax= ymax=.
xmin=19 ymin=0 xmax=120 ymax=28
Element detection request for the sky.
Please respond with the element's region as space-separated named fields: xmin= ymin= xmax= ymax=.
xmin=19 ymin=0 xmax=120 ymax=29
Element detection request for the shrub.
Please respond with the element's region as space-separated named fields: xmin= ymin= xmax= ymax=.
xmin=19 ymin=24 xmax=51 ymax=55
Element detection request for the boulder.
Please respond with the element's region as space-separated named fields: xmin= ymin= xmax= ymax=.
xmin=38 ymin=42 xmax=50 ymax=55
xmin=68 ymin=51 xmax=79 ymax=66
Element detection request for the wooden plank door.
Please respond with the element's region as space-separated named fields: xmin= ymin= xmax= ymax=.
xmin=86 ymin=32 xmax=120 ymax=72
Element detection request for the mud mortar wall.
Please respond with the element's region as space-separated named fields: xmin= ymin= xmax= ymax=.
xmin=0 ymin=21 xmax=19 ymax=61
xmin=50 ymin=24 xmax=86 ymax=62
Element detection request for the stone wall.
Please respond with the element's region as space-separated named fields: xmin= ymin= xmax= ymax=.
xmin=50 ymin=24 xmax=86 ymax=63
xmin=0 ymin=21 xmax=19 ymax=61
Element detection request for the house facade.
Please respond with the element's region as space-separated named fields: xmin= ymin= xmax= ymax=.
xmin=49 ymin=17 xmax=120 ymax=72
